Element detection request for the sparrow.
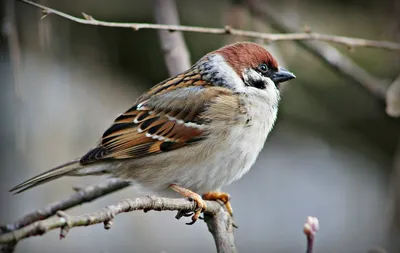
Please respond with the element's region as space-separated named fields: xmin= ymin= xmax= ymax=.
xmin=10 ymin=42 xmax=295 ymax=224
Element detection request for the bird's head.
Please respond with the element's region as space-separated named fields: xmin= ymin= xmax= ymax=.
xmin=200 ymin=42 xmax=295 ymax=97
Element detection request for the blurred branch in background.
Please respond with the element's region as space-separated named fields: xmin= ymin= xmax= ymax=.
xmin=153 ymin=0 xmax=191 ymax=76
xmin=386 ymin=75 xmax=400 ymax=117
xmin=246 ymin=0 xmax=392 ymax=100
xmin=17 ymin=0 xmax=400 ymax=52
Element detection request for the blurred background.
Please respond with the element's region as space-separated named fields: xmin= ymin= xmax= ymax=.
xmin=1 ymin=0 xmax=400 ymax=252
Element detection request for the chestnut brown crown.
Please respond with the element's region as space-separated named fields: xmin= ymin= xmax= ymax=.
xmin=216 ymin=42 xmax=279 ymax=77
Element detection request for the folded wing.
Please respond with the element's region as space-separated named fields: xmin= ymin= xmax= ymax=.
xmin=80 ymin=85 xmax=232 ymax=164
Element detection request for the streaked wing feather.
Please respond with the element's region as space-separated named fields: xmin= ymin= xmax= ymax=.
xmin=80 ymin=79 xmax=233 ymax=164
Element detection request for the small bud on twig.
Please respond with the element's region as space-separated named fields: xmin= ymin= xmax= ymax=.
xmin=81 ymin=12 xmax=94 ymax=21
xmin=303 ymin=216 xmax=319 ymax=253
xmin=303 ymin=216 xmax=319 ymax=236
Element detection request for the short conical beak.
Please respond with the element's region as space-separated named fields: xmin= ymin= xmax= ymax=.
xmin=271 ymin=67 xmax=296 ymax=83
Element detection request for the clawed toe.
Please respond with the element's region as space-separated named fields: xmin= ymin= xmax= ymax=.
xmin=186 ymin=197 xmax=207 ymax=225
xmin=169 ymin=184 xmax=207 ymax=225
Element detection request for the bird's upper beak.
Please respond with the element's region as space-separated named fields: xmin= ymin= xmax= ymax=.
xmin=270 ymin=67 xmax=296 ymax=83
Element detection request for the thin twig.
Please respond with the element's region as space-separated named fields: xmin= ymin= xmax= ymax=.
xmin=247 ymin=0 xmax=390 ymax=99
xmin=16 ymin=0 xmax=400 ymax=52
xmin=153 ymin=0 xmax=191 ymax=76
xmin=0 ymin=196 xmax=228 ymax=244
xmin=1 ymin=179 xmax=131 ymax=232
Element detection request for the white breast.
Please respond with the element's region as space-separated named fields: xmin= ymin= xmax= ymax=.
xmin=173 ymin=89 xmax=279 ymax=194
xmin=216 ymin=91 xmax=279 ymax=186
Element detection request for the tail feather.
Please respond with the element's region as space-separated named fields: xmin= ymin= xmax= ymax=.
xmin=9 ymin=160 xmax=82 ymax=194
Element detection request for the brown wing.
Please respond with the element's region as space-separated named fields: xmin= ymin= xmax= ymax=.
xmin=80 ymin=83 xmax=233 ymax=164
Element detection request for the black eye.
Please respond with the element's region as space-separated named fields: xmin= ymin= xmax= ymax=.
xmin=257 ymin=63 xmax=269 ymax=74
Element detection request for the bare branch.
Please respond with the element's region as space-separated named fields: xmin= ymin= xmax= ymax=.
xmin=0 ymin=196 xmax=228 ymax=245
xmin=17 ymin=0 xmax=400 ymax=52
xmin=153 ymin=0 xmax=191 ymax=76
xmin=1 ymin=179 xmax=130 ymax=232
xmin=247 ymin=0 xmax=390 ymax=99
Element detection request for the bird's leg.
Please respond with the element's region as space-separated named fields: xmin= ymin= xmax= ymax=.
xmin=169 ymin=184 xmax=207 ymax=225
xmin=202 ymin=191 xmax=233 ymax=216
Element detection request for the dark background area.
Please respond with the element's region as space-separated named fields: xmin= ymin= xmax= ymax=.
xmin=1 ymin=0 xmax=399 ymax=252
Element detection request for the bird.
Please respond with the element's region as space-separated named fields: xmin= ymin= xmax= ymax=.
xmin=10 ymin=42 xmax=295 ymax=224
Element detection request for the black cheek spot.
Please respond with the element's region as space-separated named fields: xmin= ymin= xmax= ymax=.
xmin=252 ymin=79 xmax=266 ymax=89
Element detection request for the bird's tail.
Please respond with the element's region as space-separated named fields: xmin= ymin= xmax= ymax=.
xmin=9 ymin=160 xmax=83 ymax=194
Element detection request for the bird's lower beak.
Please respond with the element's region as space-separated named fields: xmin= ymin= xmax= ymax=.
xmin=271 ymin=67 xmax=296 ymax=84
